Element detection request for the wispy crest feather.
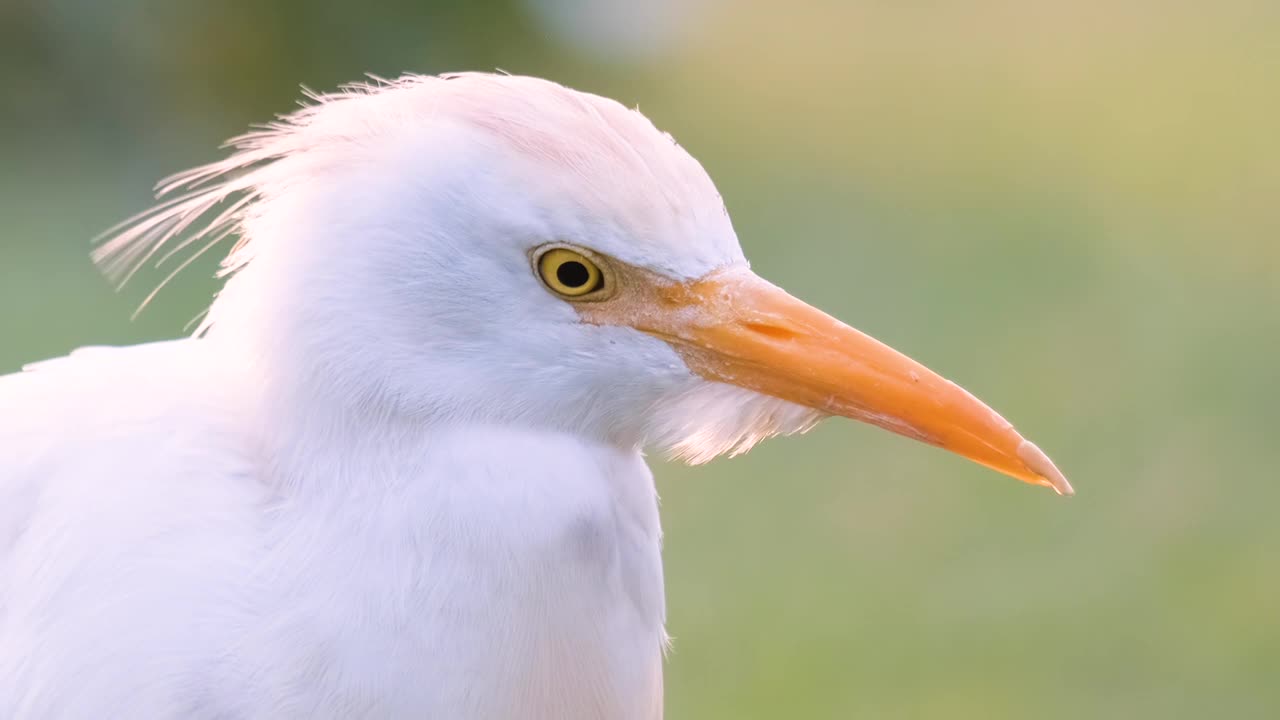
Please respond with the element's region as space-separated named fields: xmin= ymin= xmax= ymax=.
xmin=94 ymin=72 xmax=727 ymax=317
xmin=92 ymin=85 xmax=349 ymax=314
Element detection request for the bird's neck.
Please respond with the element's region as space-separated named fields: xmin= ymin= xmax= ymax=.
xmin=228 ymin=412 xmax=667 ymax=719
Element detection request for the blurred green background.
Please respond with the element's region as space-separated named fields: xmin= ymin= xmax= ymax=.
xmin=2 ymin=1 xmax=1277 ymax=717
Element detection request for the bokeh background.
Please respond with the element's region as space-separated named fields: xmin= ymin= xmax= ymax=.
xmin=2 ymin=1 xmax=1277 ymax=717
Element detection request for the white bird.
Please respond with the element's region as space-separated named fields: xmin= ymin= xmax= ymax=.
xmin=0 ymin=73 xmax=1071 ymax=719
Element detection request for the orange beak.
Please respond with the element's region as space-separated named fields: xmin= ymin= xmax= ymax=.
xmin=597 ymin=267 xmax=1072 ymax=495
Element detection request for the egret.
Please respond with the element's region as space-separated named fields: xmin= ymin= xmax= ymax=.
xmin=0 ymin=73 xmax=1070 ymax=719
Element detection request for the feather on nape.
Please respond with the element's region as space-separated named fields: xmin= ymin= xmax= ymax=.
xmin=92 ymin=84 xmax=348 ymax=317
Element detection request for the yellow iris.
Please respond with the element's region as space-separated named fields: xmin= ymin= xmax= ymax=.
xmin=537 ymin=247 xmax=604 ymax=297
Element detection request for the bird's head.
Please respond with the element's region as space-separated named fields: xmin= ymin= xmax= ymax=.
xmin=98 ymin=73 xmax=1070 ymax=494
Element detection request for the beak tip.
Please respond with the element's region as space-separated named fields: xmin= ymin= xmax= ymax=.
xmin=1016 ymin=440 xmax=1074 ymax=497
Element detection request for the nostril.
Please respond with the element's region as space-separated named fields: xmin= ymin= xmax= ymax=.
xmin=743 ymin=322 xmax=797 ymax=341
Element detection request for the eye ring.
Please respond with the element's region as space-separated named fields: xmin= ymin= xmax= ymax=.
xmin=533 ymin=245 xmax=611 ymax=299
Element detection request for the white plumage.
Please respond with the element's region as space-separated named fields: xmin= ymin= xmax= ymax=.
xmin=0 ymin=73 xmax=1068 ymax=719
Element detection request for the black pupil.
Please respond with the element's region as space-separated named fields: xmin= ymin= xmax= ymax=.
xmin=556 ymin=261 xmax=591 ymax=289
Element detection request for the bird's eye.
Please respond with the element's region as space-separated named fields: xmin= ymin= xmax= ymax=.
xmin=536 ymin=247 xmax=605 ymax=298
